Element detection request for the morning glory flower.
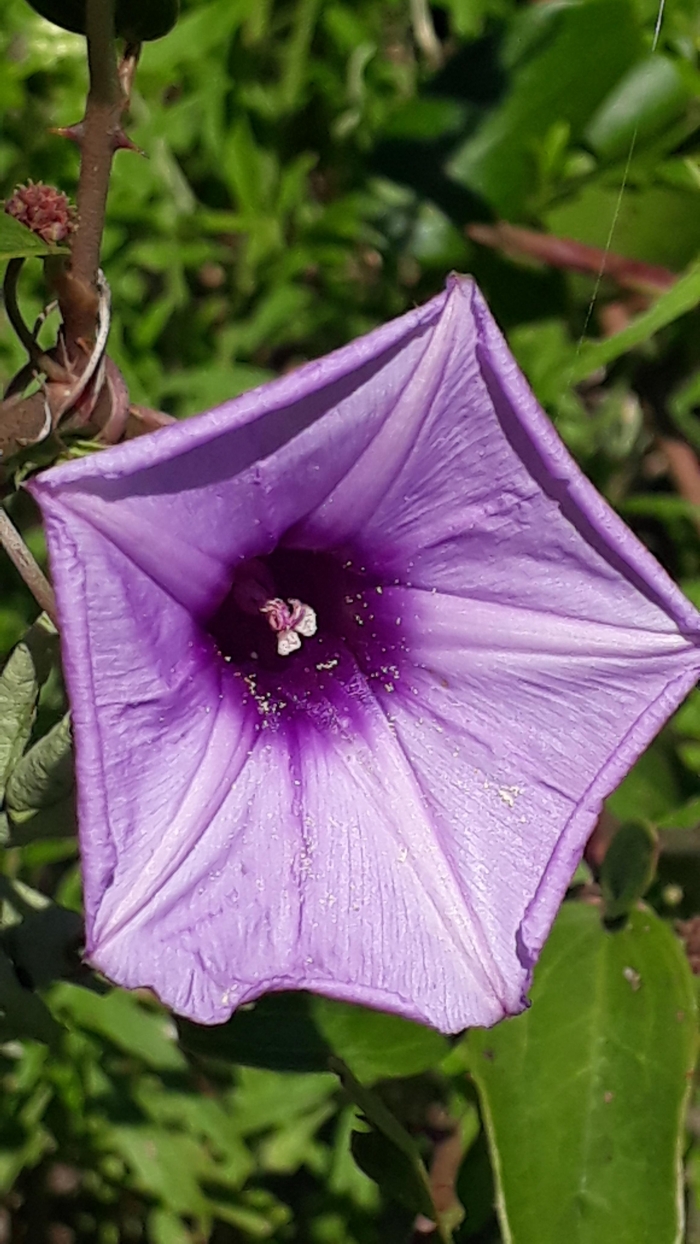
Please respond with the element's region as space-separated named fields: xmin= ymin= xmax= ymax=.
xmin=29 ymin=276 xmax=700 ymax=1033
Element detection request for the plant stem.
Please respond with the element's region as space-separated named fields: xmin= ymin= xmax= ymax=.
xmin=0 ymin=507 xmax=57 ymax=625
xmin=2 ymin=260 xmax=69 ymax=383
xmin=60 ymin=0 xmax=122 ymax=351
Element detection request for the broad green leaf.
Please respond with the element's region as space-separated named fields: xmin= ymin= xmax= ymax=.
xmin=569 ymin=258 xmax=700 ymax=382
xmin=0 ymin=944 xmax=62 ymax=1045
xmin=177 ymin=991 xmax=332 ymax=1072
xmin=0 ymin=211 xmax=69 ymax=261
xmin=546 ymin=182 xmax=700 ymax=272
xmin=135 ymin=1080 xmax=253 ymax=1185
xmin=103 ymin=1127 xmax=210 ymax=1216
xmin=447 ymin=0 xmax=642 ymax=216
xmin=0 ymin=613 xmax=57 ymax=802
xmin=657 ymin=796 xmax=700 ymax=831
xmin=350 ymin=1128 xmax=434 ymax=1218
xmin=600 ymin=821 xmax=658 ymax=922
xmin=231 ymin=1066 xmax=337 ymax=1136
xmin=468 ymin=902 xmax=697 ymax=1244
xmin=312 ymin=997 xmax=449 ymax=1082
xmin=585 ymin=56 xmax=691 ymax=159
xmin=333 ymin=1059 xmax=452 ymax=1241
xmin=49 ymin=982 xmax=187 ymax=1071
xmin=148 ymin=1208 xmax=192 ymax=1244
xmin=0 ymin=642 xmax=38 ymax=801
xmin=0 ymin=877 xmax=81 ymax=988
xmin=182 ymin=990 xmax=448 ymax=1089
xmin=257 ymin=1100 xmax=335 ymax=1174
xmin=5 ymin=713 xmax=75 ymax=842
xmin=456 ymin=1131 xmax=495 ymax=1237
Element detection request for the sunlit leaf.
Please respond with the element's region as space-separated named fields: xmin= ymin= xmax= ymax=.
xmin=468 ymin=902 xmax=697 ymax=1244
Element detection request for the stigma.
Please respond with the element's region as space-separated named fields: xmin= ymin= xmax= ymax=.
xmin=261 ymin=597 xmax=317 ymax=656
xmin=231 ymin=557 xmax=318 ymax=657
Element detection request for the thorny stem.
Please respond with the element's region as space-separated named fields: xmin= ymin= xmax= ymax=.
xmin=2 ymin=260 xmax=69 ymax=383
xmin=60 ymin=0 xmax=122 ymax=350
xmin=0 ymin=507 xmax=57 ymax=625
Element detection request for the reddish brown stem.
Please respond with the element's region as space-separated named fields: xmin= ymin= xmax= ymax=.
xmin=59 ymin=0 xmax=122 ymax=352
xmin=468 ymin=222 xmax=676 ymax=297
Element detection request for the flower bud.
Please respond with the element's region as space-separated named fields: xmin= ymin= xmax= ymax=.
xmin=24 ymin=0 xmax=179 ymax=42
xmin=4 ymin=182 xmax=75 ymax=246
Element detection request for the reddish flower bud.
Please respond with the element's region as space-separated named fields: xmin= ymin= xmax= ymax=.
xmin=4 ymin=181 xmax=76 ymax=246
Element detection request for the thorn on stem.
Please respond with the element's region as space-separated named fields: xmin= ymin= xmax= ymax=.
xmin=50 ymin=122 xmax=145 ymax=156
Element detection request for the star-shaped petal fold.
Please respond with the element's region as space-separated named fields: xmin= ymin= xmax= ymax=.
xmin=29 ymin=276 xmax=700 ymax=1033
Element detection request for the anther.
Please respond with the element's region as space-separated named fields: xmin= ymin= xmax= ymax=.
xmin=231 ymin=559 xmax=318 ymax=656
xmin=261 ymin=597 xmax=317 ymax=657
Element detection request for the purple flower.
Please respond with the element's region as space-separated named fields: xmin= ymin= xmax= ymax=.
xmin=29 ymin=276 xmax=700 ymax=1033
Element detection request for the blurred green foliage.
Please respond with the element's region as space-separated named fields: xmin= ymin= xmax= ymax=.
xmin=2 ymin=0 xmax=700 ymax=1239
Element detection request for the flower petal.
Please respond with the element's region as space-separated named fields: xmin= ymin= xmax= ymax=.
xmin=84 ymin=632 xmax=514 ymax=1030
xmin=31 ymin=290 xmax=452 ymax=615
xmin=370 ymin=585 xmax=700 ymax=997
xmin=292 ymin=280 xmax=700 ymax=639
xmin=28 ymin=275 xmax=700 ymax=1033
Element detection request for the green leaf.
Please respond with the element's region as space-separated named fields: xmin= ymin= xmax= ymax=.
xmin=600 ymin=821 xmax=658 ymax=922
xmin=181 ymin=993 xmax=449 ymax=1082
xmin=0 ymin=211 xmax=69 ymax=261
xmin=148 ymin=1208 xmax=192 ymax=1244
xmin=447 ymin=0 xmax=642 ymax=217
xmin=569 ymin=258 xmax=700 ymax=381
xmin=103 ymin=1127 xmax=210 ymax=1216
xmin=0 ymin=644 xmax=39 ymax=801
xmin=350 ymin=1128 xmax=434 ymax=1218
xmin=546 ymin=182 xmax=700 ymax=273
xmin=258 ymin=1099 xmax=335 ymax=1174
xmin=49 ymin=983 xmax=187 ymax=1071
xmin=0 ymin=614 xmax=59 ymax=804
xmin=0 ymin=944 xmax=62 ymax=1045
xmin=585 ymin=56 xmax=691 ymax=159
xmin=0 ymin=877 xmax=81 ymax=989
xmin=136 ymin=1080 xmax=253 ymax=1186
xmin=312 ymin=997 xmax=449 ymax=1083
xmin=468 ymin=902 xmax=697 ymax=1244
xmin=5 ymin=713 xmax=76 ymax=843
xmin=332 ymin=1060 xmax=451 ymax=1241
xmin=231 ymin=1066 xmax=337 ymax=1136
xmin=657 ymin=795 xmax=700 ymax=831
xmin=177 ymin=992 xmax=333 ymax=1073
xmin=606 ymin=735 xmax=681 ymax=822
xmin=456 ymin=1131 xmax=495 ymax=1237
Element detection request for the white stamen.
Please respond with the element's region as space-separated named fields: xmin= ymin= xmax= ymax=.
xmin=277 ymin=629 xmax=302 ymax=656
xmin=289 ymin=599 xmax=317 ymax=638
xmin=260 ymin=596 xmax=318 ymax=657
